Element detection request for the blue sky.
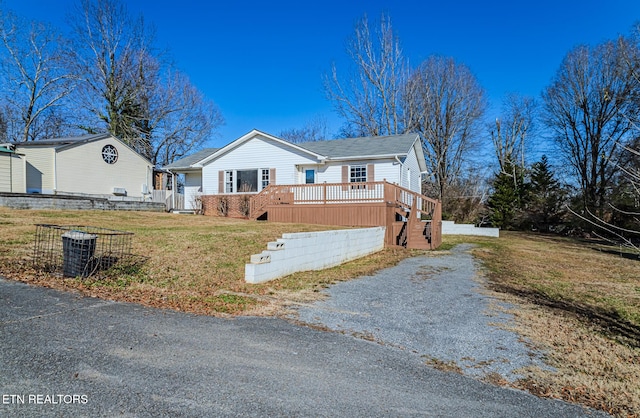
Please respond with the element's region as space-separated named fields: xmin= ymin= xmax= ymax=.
xmin=4 ymin=0 xmax=640 ymax=148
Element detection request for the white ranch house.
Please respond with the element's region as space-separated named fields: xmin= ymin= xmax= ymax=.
xmin=164 ymin=129 xmax=428 ymax=211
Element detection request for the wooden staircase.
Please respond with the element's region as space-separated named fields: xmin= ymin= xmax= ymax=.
xmin=249 ymin=184 xmax=293 ymax=220
xmin=388 ymin=184 xmax=440 ymax=250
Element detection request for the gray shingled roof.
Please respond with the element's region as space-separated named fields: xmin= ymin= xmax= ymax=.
xmin=162 ymin=133 xmax=418 ymax=170
xmin=297 ymin=133 xmax=418 ymax=159
xmin=163 ymin=148 xmax=220 ymax=170
xmin=12 ymin=133 xmax=111 ymax=147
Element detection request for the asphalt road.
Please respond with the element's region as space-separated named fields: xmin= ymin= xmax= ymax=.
xmin=0 ymin=276 xmax=606 ymax=417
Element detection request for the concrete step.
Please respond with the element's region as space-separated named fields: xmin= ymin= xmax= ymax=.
xmin=171 ymin=210 xmax=196 ymax=215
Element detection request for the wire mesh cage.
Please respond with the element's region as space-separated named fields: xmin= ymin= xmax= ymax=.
xmin=33 ymin=224 xmax=135 ymax=278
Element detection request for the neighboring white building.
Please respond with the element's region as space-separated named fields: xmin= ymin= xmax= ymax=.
xmin=10 ymin=133 xmax=154 ymax=199
xmin=164 ymin=129 xmax=427 ymax=210
xmin=0 ymin=146 xmax=26 ymax=193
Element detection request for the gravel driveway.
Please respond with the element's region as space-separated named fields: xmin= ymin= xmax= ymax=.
xmin=293 ymin=243 xmax=551 ymax=382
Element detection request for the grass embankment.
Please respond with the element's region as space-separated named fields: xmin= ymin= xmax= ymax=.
xmin=0 ymin=208 xmax=414 ymax=315
xmin=449 ymin=232 xmax=640 ymax=417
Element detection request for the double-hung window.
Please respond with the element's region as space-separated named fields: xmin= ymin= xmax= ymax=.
xmin=350 ymin=165 xmax=367 ymax=189
xmin=224 ymin=171 xmax=233 ymax=193
xmin=261 ymin=169 xmax=270 ymax=189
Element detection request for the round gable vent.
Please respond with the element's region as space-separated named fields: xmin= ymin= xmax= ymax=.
xmin=102 ymin=144 xmax=118 ymax=164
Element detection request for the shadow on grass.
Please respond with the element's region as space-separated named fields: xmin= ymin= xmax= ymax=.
xmin=588 ymin=246 xmax=640 ymax=261
xmin=489 ymin=282 xmax=640 ymax=349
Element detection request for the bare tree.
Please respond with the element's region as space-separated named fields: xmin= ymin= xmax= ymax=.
xmin=324 ymin=13 xmax=408 ymax=137
xmin=0 ymin=105 xmax=8 ymax=141
xmin=143 ymin=68 xmax=224 ymax=166
xmin=279 ymin=115 xmax=330 ymax=143
xmin=405 ymin=56 xmax=487 ymax=206
xmin=67 ymin=0 xmax=222 ymax=165
xmin=542 ymin=38 xmax=640 ymax=215
xmin=67 ymin=0 xmax=155 ymax=147
xmin=491 ymin=94 xmax=536 ymax=172
xmin=0 ymin=8 xmax=74 ymax=141
xmin=326 ymin=14 xmax=487 ymax=209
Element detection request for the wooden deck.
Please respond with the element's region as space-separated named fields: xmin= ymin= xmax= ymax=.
xmin=249 ymin=181 xmax=442 ymax=250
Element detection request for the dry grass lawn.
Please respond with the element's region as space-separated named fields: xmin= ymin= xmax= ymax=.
xmin=448 ymin=232 xmax=640 ymax=417
xmin=0 ymin=207 xmax=415 ymax=315
xmin=1 ymin=209 xmax=639 ymax=416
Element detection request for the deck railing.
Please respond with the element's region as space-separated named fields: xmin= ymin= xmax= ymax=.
xmin=250 ymin=181 xmax=386 ymax=216
xmin=289 ymin=182 xmax=386 ymax=204
xmin=251 ymin=181 xmax=438 ymax=217
xmin=384 ymin=182 xmax=440 ymax=220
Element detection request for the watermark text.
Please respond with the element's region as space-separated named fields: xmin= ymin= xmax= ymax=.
xmin=2 ymin=394 xmax=88 ymax=405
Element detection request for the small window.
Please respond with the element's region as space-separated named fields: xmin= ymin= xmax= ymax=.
xmin=261 ymin=169 xmax=270 ymax=189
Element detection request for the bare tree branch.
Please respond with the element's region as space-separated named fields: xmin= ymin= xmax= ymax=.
xmin=0 ymin=8 xmax=75 ymax=141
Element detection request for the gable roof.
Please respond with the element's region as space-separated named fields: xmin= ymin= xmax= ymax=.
xmin=197 ymin=129 xmax=326 ymax=167
xmin=163 ymin=148 xmax=220 ymax=170
xmin=297 ymin=133 xmax=419 ymax=160
xmin=164 ymin=130 xmax=423 ymax=172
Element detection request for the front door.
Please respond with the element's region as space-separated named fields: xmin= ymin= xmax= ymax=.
xmin=305 ymin=169 xmax=315 ymax=184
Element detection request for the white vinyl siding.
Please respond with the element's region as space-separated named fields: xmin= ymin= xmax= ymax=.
xmin=0 ymin=153 xmax=13 ymax=192
xmin=402 ymin=142 xmax=423 ymax=193
xmin=202 ymin=134 xmax=318 ymax=194
xmin=314 ymin=160 xmax=399 ymax=185
xmin=55 ymin=138 xmax=152 ymax=197
xmin=14 ymin=146 xmax=55 ymax=193
xmin=11 ymin=154 xmax=25 ymax=193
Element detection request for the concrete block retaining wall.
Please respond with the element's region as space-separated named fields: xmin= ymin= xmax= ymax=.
xmin=441 ymin=220 xmax=499 ymax=237
xmin=0 ymin=193 xmax=165 ymax=212
xmin=245 ymin=227 xmax=385 ymax=284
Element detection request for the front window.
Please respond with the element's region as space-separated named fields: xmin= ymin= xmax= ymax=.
xmin=237 ymin=170 xmax=258 ymax=192
xmin=223 ymin=169 xmax=272 ymax=193
xmin=350 ymin=165 xmax=366 ymax=183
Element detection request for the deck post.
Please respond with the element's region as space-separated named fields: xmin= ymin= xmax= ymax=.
xmin=323 ymin=182 xmax=327 ymax=204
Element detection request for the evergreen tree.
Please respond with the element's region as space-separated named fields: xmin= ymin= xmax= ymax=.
xmin=487 ymin=163 xmax=528 ymax=229
xmin=526 ymin=156 xmax=567 ymax=232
